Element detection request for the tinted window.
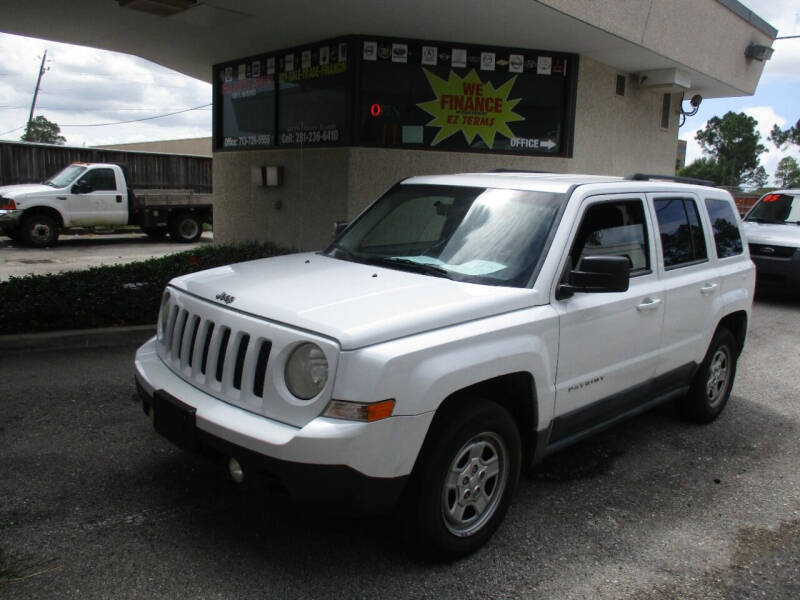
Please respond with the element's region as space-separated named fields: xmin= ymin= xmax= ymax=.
xmin=570 ymin=200 xmax=650 ymax=274
xmin=704 ymin=198 xmax=743 ymax=258
xmin=79 ymin=168 xmax=117 ymax=191
xmin=359 ymin=39 xmax=575 ymax=155
xmin=654 ymin=197 xmax=708 ymax=268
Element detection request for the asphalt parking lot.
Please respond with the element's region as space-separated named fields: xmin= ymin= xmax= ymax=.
xmin=1 ymin=296 xmax=799 ymax=599
xmin=0 ymin=231 xmax=213 ymax=282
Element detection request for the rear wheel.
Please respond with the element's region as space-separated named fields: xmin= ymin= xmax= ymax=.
xmin=403 ymin=399 xmax=521 ymax=560
xmin=21 ymin=213 xmax=59 ymax=247
xmin=677 ymin=328 xmax=738 ymax=424
xmin=169 ymin=213 xmax=202 ymax=243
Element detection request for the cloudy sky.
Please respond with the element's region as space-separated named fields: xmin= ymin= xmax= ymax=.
xmin=0 ymin=0 xmax=797 ymax=183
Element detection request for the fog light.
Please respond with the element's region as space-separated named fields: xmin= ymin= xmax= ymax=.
xmin=228 ymin=457 xmax=244 ymax=483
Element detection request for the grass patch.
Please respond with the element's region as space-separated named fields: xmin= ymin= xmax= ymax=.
xmin=0 ymin=242 xmax=293 ymax=335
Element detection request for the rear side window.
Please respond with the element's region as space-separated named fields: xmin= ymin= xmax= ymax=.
xmin=654 ymin=197 xmax=708 ymax=269
xmin=704 ymin=198 xmax=743 ymax=258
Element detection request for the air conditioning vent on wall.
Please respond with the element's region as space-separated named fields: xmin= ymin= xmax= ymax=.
xmin=636 ymin=68 xmax=691 ymax=93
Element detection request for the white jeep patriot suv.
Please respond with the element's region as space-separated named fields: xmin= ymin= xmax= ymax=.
xmin=135 ymin=172 xmax=754 ymax=559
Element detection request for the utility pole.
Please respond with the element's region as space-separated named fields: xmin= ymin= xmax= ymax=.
xmin=25 ymin=50 xmax=48 ymax=141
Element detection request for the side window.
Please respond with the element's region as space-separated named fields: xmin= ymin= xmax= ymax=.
xmin=79 ymin=168 xmax=117 ymax=192
xmin=570 ymin=199 xmax=650 ymax=275
xmin=704 ymin=198 xmax=743 ymax=258
xmin=654 ymin=197 xmax=708 ymax=269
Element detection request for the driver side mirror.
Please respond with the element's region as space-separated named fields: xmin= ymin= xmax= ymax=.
xmin=72 ymin=180 xmax=92 ymax=194
xmin=556 ymin=255 xmax=631 ymax=300
xmin=332 ymin=221 xmax=349 ymax=239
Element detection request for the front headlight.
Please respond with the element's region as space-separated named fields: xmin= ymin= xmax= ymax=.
xmin=285 ymin=342 xmax=329 ymax=399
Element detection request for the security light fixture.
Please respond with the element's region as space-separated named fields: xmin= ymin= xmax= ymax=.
xmin=118 ymin=0 xmax=197 ymax=17
xmin=745 ymin=43 xmax=774 ymax=61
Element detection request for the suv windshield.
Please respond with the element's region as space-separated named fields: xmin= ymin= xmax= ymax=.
xmin=745 ymin=193 xmax=800 ymax=224
xmin=44 ymin=165 xmax=88 ymax=188
xmin=325 ymin=184 xmax=564 ymax=287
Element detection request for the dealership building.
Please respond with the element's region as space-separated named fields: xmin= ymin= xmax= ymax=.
xmin=1 ymin=0 xmax=776 ymax=249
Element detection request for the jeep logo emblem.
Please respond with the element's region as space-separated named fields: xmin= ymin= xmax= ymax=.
xmin=216 ymin=292 xmax=235 ymax=304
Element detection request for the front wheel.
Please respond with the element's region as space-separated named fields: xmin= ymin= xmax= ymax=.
xmin=169 ymin=213 xmax=202 ymax=243
xmin=677 ymin=328 xmax=738 ymax=424
xmin=21 ymin=213 xmax=59 ymax=247
xmin=404 ymin=399 xmax=521 ymax=560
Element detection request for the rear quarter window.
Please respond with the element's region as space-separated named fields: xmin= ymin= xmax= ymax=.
xmin=704 ymin=198 xmax=743 ymax=259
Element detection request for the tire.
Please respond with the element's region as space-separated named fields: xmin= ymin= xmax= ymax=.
xmin=169 ymin=213 xmax=202 ymax=243
xmin=141 ymin=226 xmax=168 ymax=239
xmin=677 ymin=328 xmax=738 ymax=424
xmin=21 ymin=213 xmax=59 ymax=247
xmin=403 ymin=399 xmax=521 ymax=560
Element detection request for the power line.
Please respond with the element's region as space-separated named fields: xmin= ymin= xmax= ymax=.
xmin=0 ymin=105 xmax=211 ymax=111
xmin=0 ymin=124 xmax=25 ymax=136
xmin=58 ymin=103 xmax=212 ymax=127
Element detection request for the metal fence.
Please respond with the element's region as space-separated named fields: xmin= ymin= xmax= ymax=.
xmin=0 ymin=141 xmax=212 ymax=192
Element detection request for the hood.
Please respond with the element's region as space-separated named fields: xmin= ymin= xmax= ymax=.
xmin=0 ymin=183 xmax=56 ymax=200
xmin=742 ymin=221 xmax=800 ymax=248
xmin=171 ymin=252 xmax=543 ymax=349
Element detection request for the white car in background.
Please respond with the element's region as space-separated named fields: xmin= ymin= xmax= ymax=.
xmin=742 ymin=190 xmax=800 ymax=293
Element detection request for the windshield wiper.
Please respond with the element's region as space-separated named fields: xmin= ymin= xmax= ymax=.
xmin=369 ymin=256 xmax=454 ymax=279
xmin=746 ymin=217 xmax=782 ymax=224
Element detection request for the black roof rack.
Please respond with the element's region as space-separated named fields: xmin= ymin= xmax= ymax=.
xmin=625 ymin=173 xmax=715 ymax=187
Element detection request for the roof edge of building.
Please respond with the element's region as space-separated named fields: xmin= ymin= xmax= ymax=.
xmin=717 ymin=0 xmax=778 ymax=39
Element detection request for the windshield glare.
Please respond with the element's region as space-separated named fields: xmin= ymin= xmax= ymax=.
xmin=45 ymin=165 xmax=87 ymax=187
xmin=327 ymin=184 xmax=563 ymax=287
xmin=746 ymin=193 xmax=800 ymax=224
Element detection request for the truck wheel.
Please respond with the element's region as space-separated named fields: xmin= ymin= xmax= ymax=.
xmin=169 ymin=213 xmax=202 ymax=243
xmin=141 ymin=226 xmax=168 ymax=239
xmin=22 ymin=213 xmax=60 ymax=247
xmin=404 ymin=399 xmax=520 ymax=560
xmin=677 ymin=328 xmax=738 ymax=424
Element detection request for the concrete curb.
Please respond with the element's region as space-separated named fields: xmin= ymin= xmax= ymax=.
xmin=0 ymin=324 xmax=156 ymax=353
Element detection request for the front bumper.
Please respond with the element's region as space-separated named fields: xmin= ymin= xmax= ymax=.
xmin=135 ymin=337 xmax=433 ymax=510
xmin=0 ymin=209 xmax=22 ymax=227
xmin=750 ymin=249 xmax=800 ymax=289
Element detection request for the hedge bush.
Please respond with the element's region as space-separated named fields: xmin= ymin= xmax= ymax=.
xmin=0 ymin=242 xmax=294 ymax=335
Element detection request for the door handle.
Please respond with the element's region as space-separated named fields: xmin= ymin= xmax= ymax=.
xmin=56 ymin=196 xmax=67 ymax=200
xmin=700 ymin=283 xmax=718 ymax=295
xmin=636 ymin=297 xmax=662 ymax=311
xmin=116 ymin=195 xmax=122 ymax=203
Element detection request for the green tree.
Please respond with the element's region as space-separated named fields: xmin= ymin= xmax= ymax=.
xmin=774 ymin=156 xmax=800 ymax=188
xmin=21 ymin=115 xmax=66 ymax=144
xmin=769 ymin=119 xmax=800 ymax=149
xmin=679 ymin=157 xmax=723 ymax=184
xmin=695 ymin=111 xmax=766 ymax=187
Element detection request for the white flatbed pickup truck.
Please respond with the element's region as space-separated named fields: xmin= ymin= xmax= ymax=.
xmin=0 ymin=162 xmax=212 ymax=246
xmin=134 ymin=171 xmax=754 ymax=559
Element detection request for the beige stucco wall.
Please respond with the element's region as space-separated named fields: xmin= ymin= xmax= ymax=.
xmin=213 ymin=56 xmax=681 ymax=250
xmin=540 ymin=0 xmax=771 ymax=95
